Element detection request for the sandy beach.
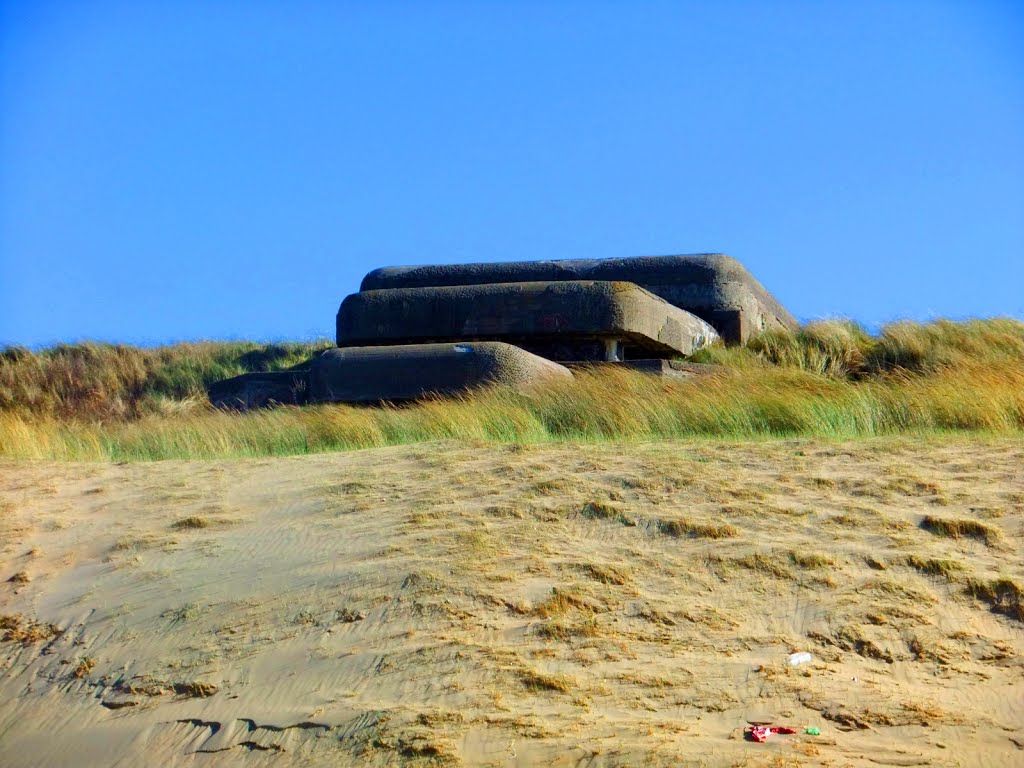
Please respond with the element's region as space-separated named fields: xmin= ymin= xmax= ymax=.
xmin=2 ymin=438 xmax=1022 ymax=766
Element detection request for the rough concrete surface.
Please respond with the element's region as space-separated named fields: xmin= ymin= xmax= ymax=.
xmin=309 ymin=342 xmax=573 ymax=403
xmin=337 ymin=281 xmax=719 ymax=360
xmin=360 ymin=253 xmax=795 ymax=343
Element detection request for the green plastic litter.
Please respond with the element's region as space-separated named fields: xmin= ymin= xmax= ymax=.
xmin=805 ymin=727 xmax=821 ymax=736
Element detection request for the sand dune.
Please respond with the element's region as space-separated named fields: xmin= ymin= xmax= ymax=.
xmin=1 ymin=438 xmax=1022 ymax=766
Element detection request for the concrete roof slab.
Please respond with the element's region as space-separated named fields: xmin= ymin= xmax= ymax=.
xmin=359 ymin=253 xmax=794 ymax=343
xmin=336 ymin=280 xmax=719 ymax=359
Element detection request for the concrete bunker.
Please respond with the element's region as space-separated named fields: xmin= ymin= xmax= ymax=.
xmin=310 ymin=342 xmax=573 ymax=404
xmin=360 ymin=253 xmax=795 ymax=344
xmin=209 ymin=252 xmax=795 ymax=408
xmin=337 ymin=280 xmax=718 ymax=362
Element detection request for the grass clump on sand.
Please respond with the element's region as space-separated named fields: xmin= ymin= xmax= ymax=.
xmin=536 ymin=617 xmax=599 ymax=641
xmin=2 ymin=319 xmax=1023 ymax=460
xmin=531 ymin=588 xmax=593 ymax=620
xmin=517 ymin=668 xmax=576 ymax=694
xmin=920 ymin=516 xmax=1003 ymax=547
xmin=789 ymin=551 xmax=835 ymax=569
xmin=578 ymin=563 xmax=631 ymax=586
xmin=965 ymin=578 xmax=1024 ymax=622
xmin=730 ymin=552 xmax=796 ymax=580
xmin=903 ymin=555 xmax=967 ymax=579
xmin=657 ymin=518 xmax=738 ymax=539
xmin=579 ymin=501 xmax=634 ymax=527
xmin=1 ymin=614 xmax=64 ymax=646
xmin=171 ymin=516 xmax=210 ymax=530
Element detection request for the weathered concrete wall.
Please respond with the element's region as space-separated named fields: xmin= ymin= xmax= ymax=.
xmin=359 ymin=253 xmax=795 ymax=344
xmin=309 ymin=342 xmax=572 ymax=403
xmin=337 ymin=280 xmax=718 ymax=360
xmin=209 ymin=371 xmax=309 ymax=410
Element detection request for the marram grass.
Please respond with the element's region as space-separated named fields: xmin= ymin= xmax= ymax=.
xmin=1 ymin=358 xmax=1022 ymax=461
xmin=1 ymin=319 xmax=1022 ymax=461
xmin=0 ymin=339 xmax=333 ymax=421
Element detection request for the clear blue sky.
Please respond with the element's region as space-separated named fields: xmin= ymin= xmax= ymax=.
xmin=2 ymin=0 xmax=1022 ymax=347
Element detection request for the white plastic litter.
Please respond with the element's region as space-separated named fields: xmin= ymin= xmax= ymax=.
xmin=787 ymin=652 xmax=813 ymax=666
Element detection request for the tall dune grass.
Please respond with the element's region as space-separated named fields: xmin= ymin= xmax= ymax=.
xmin=0 ymin=340 xmax=332 ymax=421
xmin=1 ymin=319 xmax=1022 ymax=461
xmin=692 ymin=317 xmax=1024 ymax=377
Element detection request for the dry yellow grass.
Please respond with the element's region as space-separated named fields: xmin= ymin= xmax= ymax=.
xmin=1 ymin=319 xmax=1023 ymax=461
xmin=0 ymin=614 xmax=64 ymax=646
xmin=920 ymin=514 xmax=1003 ymax=546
